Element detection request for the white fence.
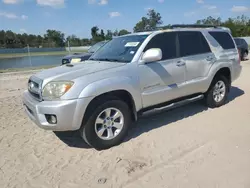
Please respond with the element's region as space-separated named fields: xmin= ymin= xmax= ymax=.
xmin=238 ymin=37 xmax=250 ymax=44
xmin=65 ymin=46 xmax=91 ymax=52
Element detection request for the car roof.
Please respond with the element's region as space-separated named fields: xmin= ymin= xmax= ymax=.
xmin=119 ymin=27 xmax=231 ymax=38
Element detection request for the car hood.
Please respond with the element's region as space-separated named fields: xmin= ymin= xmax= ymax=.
xmin=63 ymin=52 xmax=92 ymax=59
xmin=34 ymin=60 xmax=126 ymax=82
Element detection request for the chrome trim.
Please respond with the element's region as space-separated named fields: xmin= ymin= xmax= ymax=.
xmin=28 ymin=76 xmax=43 ymax=101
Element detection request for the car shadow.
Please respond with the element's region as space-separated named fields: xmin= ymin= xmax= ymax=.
xmin=125 ymin=86 xmax=244 ymax=142
xmin=53 ymin=131 xmax=92 ymax=149
xmin=54 ymin=86 xmax=244 ymax=149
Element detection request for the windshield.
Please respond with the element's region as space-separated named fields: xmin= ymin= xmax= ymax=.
xmin=88 ymin=41 xmax=107 ymax=53
xmin=90 ymin=35 xmax=149 ymax=63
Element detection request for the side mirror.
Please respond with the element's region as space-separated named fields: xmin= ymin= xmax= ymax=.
xmin=141 ymin=48 xmax=162 ymax=64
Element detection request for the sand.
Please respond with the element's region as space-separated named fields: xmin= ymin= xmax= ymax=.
xmin=0 ymin=60 xmax=250 ymax=188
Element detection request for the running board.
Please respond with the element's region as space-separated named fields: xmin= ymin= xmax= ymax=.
xmin=142 ymin=94 xmax=204 ymax=116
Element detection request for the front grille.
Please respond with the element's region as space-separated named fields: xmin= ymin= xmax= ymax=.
xmin=28 ymin=76 xmax=43 ymax=101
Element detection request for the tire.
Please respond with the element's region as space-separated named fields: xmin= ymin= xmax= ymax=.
xmin=205 ymin=75 xmax=230 ymax=108
xmin=243 ymin=51 xmax=248 ymax=60
xmin=80 ymin=97 xmax=132 ymax=150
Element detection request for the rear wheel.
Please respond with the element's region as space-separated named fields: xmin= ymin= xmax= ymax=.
xmin=80 ymin=97 xmax=131 ymax=150
xmin=205 ymin=75 xmax=230 ymax=108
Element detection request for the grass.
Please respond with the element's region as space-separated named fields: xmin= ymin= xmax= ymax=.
xmin=0 ymin=65 xmax=57 ymax=73
xmin=0 ymin=50 xmax=87 ymax=59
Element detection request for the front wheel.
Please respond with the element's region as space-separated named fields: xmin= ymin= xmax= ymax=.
xmin=205 ymin=75 xmax=230 ymax=108
xmin=80 ymin=98 xmax=132 ymax=150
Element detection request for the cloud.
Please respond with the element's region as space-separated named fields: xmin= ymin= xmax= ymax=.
xmin=231 ymin=6 xmax=249 ymax=13
xmin=88 ymin=0 xmax=95 ymax=4
xmin=158 ymin=0 xmax=164 ymax=3
xmin=2 ymin=0 xmax=21 ymax=4
xmin=21 ymin=15 xmax=28 ymax=20
xmin=0 ymin=11 xmax=18 ymax=19
xmin=196 ymin=0 xmax=204 ymax=4
xmin=98 ymin=0 xmax=108 ymax=5
xmin=0 ymin=11 xmax=28 ymax=20
xmin=109 ymin=12 xmax=121 ymax=18
xmin=36 ymin=0 xmax=65 ymax=8
xmin=20 ymin=28 xmax=27 ymax=33
xmin=184 ymin=4 xmax=219 ymax=17
xmin=203 ymin=5 xmax=217 ymax=10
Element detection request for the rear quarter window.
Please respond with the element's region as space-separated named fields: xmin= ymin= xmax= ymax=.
xmin=209 ymin=31 xmax=235 ymax=50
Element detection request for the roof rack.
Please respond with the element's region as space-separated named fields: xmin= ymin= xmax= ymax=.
xmin=170 ymin=24 xmax=219 ymax=29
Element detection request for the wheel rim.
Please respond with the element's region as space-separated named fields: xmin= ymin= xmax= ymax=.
xmin=213 ymin=80 xmax=226 ymax=103
xmin=95 ymin=108 xmax=124 ymax=140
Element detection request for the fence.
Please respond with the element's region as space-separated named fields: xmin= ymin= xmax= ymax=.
xmin=0 ymin=47 xmax=66 ymax=54
xmin=65 ymin=46 xmax=91 ymax=52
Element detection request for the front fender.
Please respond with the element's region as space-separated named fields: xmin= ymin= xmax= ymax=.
xmin=78 ymin=76 xmax=142 ymax=111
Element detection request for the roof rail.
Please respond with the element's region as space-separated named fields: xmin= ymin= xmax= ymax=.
xmin=170 ymin=24 xmax=219 ymax=29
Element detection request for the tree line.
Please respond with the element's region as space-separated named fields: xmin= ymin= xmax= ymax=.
xmin=1 ymin=9 xmax=250 ymax=49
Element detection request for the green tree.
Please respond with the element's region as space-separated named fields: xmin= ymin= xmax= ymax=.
xmin=105 ymin=30 xmax=113 ymax=40
xmin=196 ymin=16 xmax=222 ymax=25
xmin=81 ymin=38 xmax=91 ymax=46
xmin=44 ymin=29 xmax=65 ymax=47
xmin=113 ymin=29 xmax=119 ymax=36
xmin=91 ymin=26 xmax=99 ymax=38
xmin=100 ymin=29 xmax=105 ymax=40
xmin=66 ymin=35 xmax=82 ymax=47
xmin=118 ymin=29 xmax=130 ymax=36
xmin=134 ymin=9 xmax=163 ymax=32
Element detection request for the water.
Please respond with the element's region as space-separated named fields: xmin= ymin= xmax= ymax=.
xmin=0 ymin=55 xmax=64 ymax=69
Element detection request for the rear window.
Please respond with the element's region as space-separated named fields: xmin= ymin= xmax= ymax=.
xmin=178 ymin=31 xmax=211 ymax=57
xmin=209 ymin=31 xmax=235 ymax=50
xmin=234 ymin=38 xmax=242 ymax=45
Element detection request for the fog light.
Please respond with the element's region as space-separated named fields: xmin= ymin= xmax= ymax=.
xmin=45 ymin=114 xmax=57 ymax=124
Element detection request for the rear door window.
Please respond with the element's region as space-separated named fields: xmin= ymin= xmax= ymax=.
xmin=178 ymin=31 xmax=211 ymax=57
xmin=209 ymin=31 xmax=235 ymax=50
xmin=144 ymin=32 xmax=178 ymax=60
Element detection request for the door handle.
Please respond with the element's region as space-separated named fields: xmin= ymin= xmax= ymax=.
xmin=176 ymin=61 xmax=185 ymax=67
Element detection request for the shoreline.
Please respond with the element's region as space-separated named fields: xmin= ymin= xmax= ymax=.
xmin=0 ymin=50 xmax=87 ymax=59
xmin=0 ymin=65 xmax=56 ymax=73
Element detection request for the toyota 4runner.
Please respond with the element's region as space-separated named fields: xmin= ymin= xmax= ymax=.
xmin=23 ymin=26 xmax=242 ymax=150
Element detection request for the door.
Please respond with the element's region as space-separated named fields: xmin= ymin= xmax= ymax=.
xmin=139 ymin=32 xmax=186 ymax=108
xmin=178 ymin=31 xmax=214 ymax=82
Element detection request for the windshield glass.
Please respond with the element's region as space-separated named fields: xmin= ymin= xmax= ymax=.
xmin=88 ymin=41 xmax=107 ymax=53
xmin=90 ymin=35 xmax=149 ymax=63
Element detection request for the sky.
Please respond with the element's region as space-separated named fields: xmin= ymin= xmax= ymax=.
xmin=0 ymin=0 xmax=250 ymax=38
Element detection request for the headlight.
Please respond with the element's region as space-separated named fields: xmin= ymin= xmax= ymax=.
xmin=70 ymin=58 xmax=81 ymax=63
xmin=42 ymin=81 xmax=74 ymax=99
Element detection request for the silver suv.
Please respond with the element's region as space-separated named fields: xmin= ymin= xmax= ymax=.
xmin=23 ymin=26 xmax=242 ymax=150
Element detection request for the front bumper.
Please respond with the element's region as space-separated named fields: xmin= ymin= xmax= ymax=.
xmin=22 ymin=90 xmax=93 ymax=131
